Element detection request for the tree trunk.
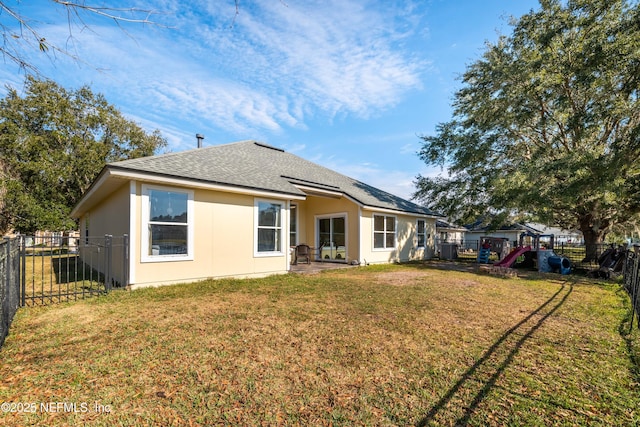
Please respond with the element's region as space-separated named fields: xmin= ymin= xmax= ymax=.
xmin=579 ymin=216 xmax=608 ymax=263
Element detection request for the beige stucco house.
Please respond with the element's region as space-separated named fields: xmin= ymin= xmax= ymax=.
xmin=436 ymin=219 xmax=467 ymax=243
xmin=71 ymin=140 xmax=440 ymax=289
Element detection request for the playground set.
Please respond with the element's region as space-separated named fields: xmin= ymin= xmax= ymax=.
xmin=477 ymin=233 xmax=572 ymax=275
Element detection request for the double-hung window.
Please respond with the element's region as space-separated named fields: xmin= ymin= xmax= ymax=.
xmin=416 ymin=219 xmax=427 ymax=248
xmin=373 ymin=214 xmax=396 ymax=249
xmin=255 ymin=200 xmax=284 ymax=255
xmin=142 ymin=185 xmax=194 ymax=262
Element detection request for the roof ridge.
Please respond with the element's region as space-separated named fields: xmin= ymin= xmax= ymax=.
xmin=110 ymin=139 xmax=264 ymax=165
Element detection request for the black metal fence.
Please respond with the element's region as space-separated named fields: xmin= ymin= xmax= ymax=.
xmin=20 ymin=234 xmax=129 ymax=306
xmin=0 ymin=238 xmax=21 ymax=349
xmin=554 ymin=242 xmax=614 ymax=270
xmin=0 ymin=234 xmax=128 ymax=350
xmin=623 ymin=250 xmax=640 ymax=331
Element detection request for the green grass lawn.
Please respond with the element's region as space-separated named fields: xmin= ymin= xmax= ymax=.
xmin=21 ymin=252 xmax=106 ymax=306
xmin=1 ymin=264 xmax=638 ymax=426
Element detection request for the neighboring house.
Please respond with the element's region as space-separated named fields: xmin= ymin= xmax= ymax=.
xmin=465 ymin=221 xmax=542 ymax=246
xmin=71 ymin=140 xmax=440 ymax=289
xmin=525 ymin=223 xmax=584 ymax=244
xmin=435 ymin=219 xmax=468 ymax=256
xmin=436 ymin=219 xmax=467 ymax=243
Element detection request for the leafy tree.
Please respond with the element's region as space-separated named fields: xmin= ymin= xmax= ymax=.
xmin=0 ymin=76 xmax=167 ymax=234
xmin=414 ymin=0 xmax=640 ymax=260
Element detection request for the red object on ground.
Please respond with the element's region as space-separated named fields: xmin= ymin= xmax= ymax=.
xmin=493 ymin=245 xmax=532 ymax=268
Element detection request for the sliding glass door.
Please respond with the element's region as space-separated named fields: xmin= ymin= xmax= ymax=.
xmin=317 ymin=216 xmax=346 ymax=261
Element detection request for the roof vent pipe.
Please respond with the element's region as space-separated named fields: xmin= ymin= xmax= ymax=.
xmin=196 ymin=133 xmax=204 ymax=148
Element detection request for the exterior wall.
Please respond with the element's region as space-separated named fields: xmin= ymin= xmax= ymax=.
xmin=82 ymin=179 xmax=438 ymax=288
xmin=301 ymin=196 xmax=361 ymax=263
xmin=79 ymin=182 xmax=130 ymax=286
xmin=128 ymin=182 xmax=291 ymax=288
xmin=291 ymin=201 xmax=308 ymax=247
xmin=359 ymin=210 xmax=436 ymax=265
xmin=81 ymin=183 xmax=130 ymax=238
xmin=437 ymin=229 xmax=466 ymax=243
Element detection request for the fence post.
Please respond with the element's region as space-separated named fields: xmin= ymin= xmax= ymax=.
xmin=123 ymin=234 xmax=129 ymax=288
xmin=3 ymin=238 xmax=9 ymax=344
xmin=632 ymin=254 xmax=640 ymax=333
xmin=626 ymin=251 xmax=639 ymax=333
xmin=5 ymin=238 xmax=11 ymax=316
xmin=19 ymin=235 xmax=25 ymax=307
xmin=104 ymin=235 xmax=112 ymax=292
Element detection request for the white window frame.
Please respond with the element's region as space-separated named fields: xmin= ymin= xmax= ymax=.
xmin=254 ymin=198 xmax=286 ymax=257
xmin=416 ymin=219 xmax=427 ymax=248
xmin=289 ymin=204 xmax=298 ymax=247
xmin=315 ymin=213 xmax=349 ymax=261
xmin=141 ymin=184 xmax=194 ymax=263
xmin=373 ymin=214 xmax=397 ymax=250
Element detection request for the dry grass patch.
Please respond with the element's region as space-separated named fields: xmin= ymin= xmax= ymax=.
xmin=0 ymin=264 xmax=638 ymax=426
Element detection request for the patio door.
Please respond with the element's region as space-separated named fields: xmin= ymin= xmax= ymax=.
xmin=317 ymin=216 xmax=346 ymax=261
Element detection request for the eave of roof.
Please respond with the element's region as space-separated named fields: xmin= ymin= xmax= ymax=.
xmin=71 ymin=166 xmax=307 ymax=218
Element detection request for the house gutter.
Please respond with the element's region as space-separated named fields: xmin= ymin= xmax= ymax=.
xmin=358 ymin=203 xmax=441 ymax=219
xmin=107 ymin=167 xmax=306 ymax=199
xmin=72 ymin=166 xmax=307 ymax=218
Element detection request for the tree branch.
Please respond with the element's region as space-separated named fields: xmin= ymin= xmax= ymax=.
xmin=52 ymin=1 xmax=164 ymax=25
xmin=0 ymin=1 xmax=168 ymax=74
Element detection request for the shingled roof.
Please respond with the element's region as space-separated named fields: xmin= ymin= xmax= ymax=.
xmin=103 ymin=140 xmax=437 ymax=216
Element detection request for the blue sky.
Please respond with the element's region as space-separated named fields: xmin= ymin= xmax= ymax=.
xmin=1 ymin=0 xmax=540 ymax=200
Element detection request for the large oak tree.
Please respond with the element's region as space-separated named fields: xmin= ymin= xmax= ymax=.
xmin=0 ymin=76 xmax=167 ymax=234
xmin=414 ymin=0 xmax=640 ymax=260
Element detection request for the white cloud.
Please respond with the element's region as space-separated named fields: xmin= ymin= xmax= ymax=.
xmin=305 ymin=153 xmax=423 ymax=201
xmin=190 ymin=0 xmax=426 ymax=124
xmin=3 ymin=0 xmax=429 ymax=152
